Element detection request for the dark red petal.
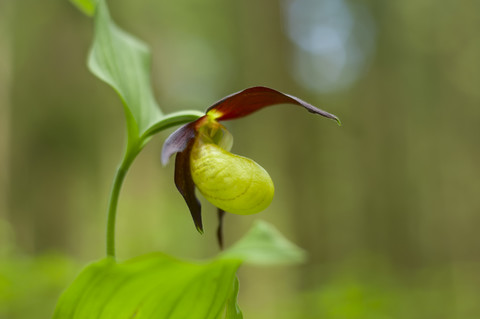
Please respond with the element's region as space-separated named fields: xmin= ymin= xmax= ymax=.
xmin=216 ymin=208 xmax=226 ymax=250
xmin=161 ymin=120 xmax=200 ymax=166
xmin=206 ymin=86 xmax=341 ymax=124
xmin=174 ymin=141 xmax=203 ymax=233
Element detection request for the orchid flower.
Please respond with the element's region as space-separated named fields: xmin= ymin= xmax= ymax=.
xmin=161 ymin=86 xmax=340 ymax=246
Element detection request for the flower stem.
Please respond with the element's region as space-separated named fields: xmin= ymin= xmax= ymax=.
xmin=106 ymin=150 xmax=136 ymax=259
xmin=104 ymin=110 xmax=204 ymax=259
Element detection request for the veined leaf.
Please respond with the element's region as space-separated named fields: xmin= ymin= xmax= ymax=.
xmin=53 ymin=221 xmax=304 ymax=318
xmin=53 ymin=254 xmax=240 ymax=319
xmin=88 ymin=0 xmax=163 ymax=141
xmin=72 ymin=0 xmax=205 ymax=153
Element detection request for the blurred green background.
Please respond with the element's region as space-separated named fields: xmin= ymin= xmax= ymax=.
xmin=1 ymin=0 xmax=480 ymax=318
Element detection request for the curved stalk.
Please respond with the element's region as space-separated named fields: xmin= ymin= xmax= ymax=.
xmin=104 ymin=111 xmax=204 ymax=259
xmin=106 ymin=149 xmax=137 ymax=259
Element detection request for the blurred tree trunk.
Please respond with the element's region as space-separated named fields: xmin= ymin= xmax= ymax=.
xmin=232 ymin=0 xmax=294 ymax=88
xmin=0 ymin=0 xmax=11 ymax=222
xmin=8 ymin=0 xmax=105 ymax=255
xmin=231 ymin=0 xmax=318 ymax=313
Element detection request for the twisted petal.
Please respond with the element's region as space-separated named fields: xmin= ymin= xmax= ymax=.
xmin=217 ymin=208 xmax=226 ymax=249
xmin=207 ymin=86 xmax=341 ymax=124
xmin=161 ymin=120 xmax=200 ymax=166
xmin=174 ymin=140 xmax=203 ymax=233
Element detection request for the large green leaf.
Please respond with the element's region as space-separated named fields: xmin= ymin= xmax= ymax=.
xmin=53 ymin=254 xmax=240 ymax=319
xmin=88 ymin=0 xmax=164 ymax=143
xmin=81 ymin=0 xmax=204 ymax=149
xmin=53 ymin=221 xmax=304 ymax=318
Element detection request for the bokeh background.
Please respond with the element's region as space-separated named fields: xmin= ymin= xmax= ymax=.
xmin=1 ymin=0 xmax=480 ymax=318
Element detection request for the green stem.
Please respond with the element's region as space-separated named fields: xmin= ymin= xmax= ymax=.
xmin=106 ymin=150 xmax=136 ymax=259
xmin=104 ymin=110 xmax=204 ymax=259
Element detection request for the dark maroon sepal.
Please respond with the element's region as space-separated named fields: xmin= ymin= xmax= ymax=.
xmin=207 ymin=86 xmax=341 ymax=124
xmin=161 ymin=121 xmax=200 ymax=166
xmin=216 ymin=208 xmax=226 ymax=250
xmin=174 ymin=141 xmax=203 ymax=233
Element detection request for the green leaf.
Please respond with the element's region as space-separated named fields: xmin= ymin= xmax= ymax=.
xmin=53 ymin=221 xmax=304 ymax=318
xmin=53 ymin=254 xmax=240 ymax=319
xmin=224 ymin=278 xmax=243 ymax=319
xmin=221 ymin=220 xmax=307 ymax=265
xmin=74 ymin=0 xmax=205 ymax=159
xmin=88 ymin=0 xmax=163 ymax=142
xmin=70 ymin=0 xmax=98 ymax=16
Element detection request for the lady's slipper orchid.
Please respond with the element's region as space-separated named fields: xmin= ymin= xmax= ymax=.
xmin=161 ymin=86 xmax=340 ymax=245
